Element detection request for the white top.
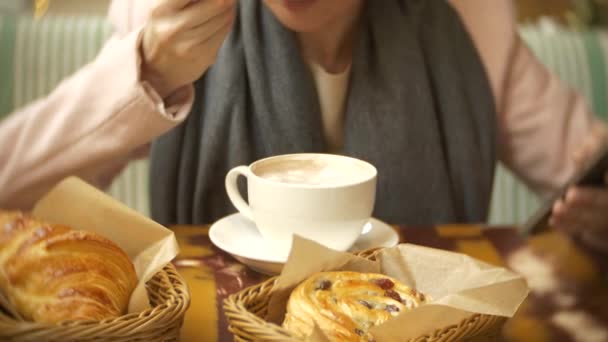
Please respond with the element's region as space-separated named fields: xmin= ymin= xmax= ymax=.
xmin=307 ymin=62 xmax=352 ymax=153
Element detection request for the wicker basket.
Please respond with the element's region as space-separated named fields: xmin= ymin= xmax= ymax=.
xmin=0 ymin=263 xmax=190 ymax=342
xmin=224 ymin=250 xmax=507 ymax=342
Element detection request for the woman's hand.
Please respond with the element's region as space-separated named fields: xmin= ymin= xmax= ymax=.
xmin=550 ymin=184 xmax=608 ymax=251
xmin=550 ymin=129 xmax=608 ymax=253
xmin=141 ymin=0 xmax=236 ymax=98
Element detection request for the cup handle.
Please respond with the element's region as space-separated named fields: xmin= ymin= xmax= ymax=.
xmin=225 ymin=166 xmax=254 ymax=221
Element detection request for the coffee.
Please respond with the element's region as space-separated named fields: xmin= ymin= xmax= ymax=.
xmin=225 ymin=153 xmax=377 ymax=257
xmin=254 ymin=155 xmax=372 ymax=186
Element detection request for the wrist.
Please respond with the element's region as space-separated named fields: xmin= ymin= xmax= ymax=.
xmin=138 ymin=33 xmax=177 ymax=99
xmin=141 ymin=64 xmax=176 ymax=99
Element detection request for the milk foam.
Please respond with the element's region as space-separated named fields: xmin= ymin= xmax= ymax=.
xmin=255 ymin=156 xmax=371 ymax=186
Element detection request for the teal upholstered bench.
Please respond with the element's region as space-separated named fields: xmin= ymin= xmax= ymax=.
xmin=1 ymin=15 xmax=607 ymax=224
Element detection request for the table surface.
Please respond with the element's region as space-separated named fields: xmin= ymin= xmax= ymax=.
xmin=171 ymin=225 xmax=608 ymax=342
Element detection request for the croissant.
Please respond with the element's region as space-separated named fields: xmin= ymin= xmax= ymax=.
xmin=283 ymin=271 xmax=427 ymax=341
xmin=0 ymin=211 xmax=138 ymax=323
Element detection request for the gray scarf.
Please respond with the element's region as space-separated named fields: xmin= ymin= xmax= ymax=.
xmin=150 ymin=0 xmax=496 ymax=226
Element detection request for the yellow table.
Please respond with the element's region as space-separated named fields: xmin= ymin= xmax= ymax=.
xmin=172 ymin=225 xmax=608 ymax=342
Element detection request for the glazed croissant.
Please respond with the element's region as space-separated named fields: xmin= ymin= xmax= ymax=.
xmin=283 ymin=271 xmax=427 ymax=341
xmin=0 ymin=211 xmax=138 ymax=323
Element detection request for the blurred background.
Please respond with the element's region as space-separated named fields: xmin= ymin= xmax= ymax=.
xmin=2 ymin=0 xmax=608 ymax=26
xmin=0 ymin=0 xmax=109 ymax=16
xmin=3 ymin=0 xmax=608 ymax=225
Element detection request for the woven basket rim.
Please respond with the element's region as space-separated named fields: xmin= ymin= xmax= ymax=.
xmin=0 ymin=263 xmax=191 ymax=340
xmin=223 ymin=249 xmax=507 ymax=341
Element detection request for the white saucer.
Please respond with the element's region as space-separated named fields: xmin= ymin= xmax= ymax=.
xmin=209 ymin=213 xmax=399 ymax=275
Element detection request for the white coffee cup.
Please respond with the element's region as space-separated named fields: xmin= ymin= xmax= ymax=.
xmin=225 ymin=153 xmax=377 ymax=258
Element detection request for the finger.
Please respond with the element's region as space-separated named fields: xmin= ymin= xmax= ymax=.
xmin=550 ymin=199 xmax=577 ymax=232
xmin=550 ymin=211 xmax=585 ymax=234
xmin=550 ymin=200 xmax=588 ymax=234
xmin=550 ymin=195 xmax=590 ymax=233
xmin=565 ymin=187 xmax=608 ymax=210
xmin=174 ymin=10 xmax=233 ymax=57
xmin=167 ymin=0 xmax=210 ymax=11
xmin=559 ymin=188 xmax=608 ymax=232
xmin=152 ymin=0 xmax=193 ymax=13
xmin=182 ymin=5 xmax=234 ymax=41
xmin=561 ymin=206 xmax=604 ymax=232
xmin=191 ymin=18 xmax=233 ymax=59
xmin=581 ymin=230 xmax=608 ymax=254
xmin=177 ymin=0 xmax=235 ymax=29
xmin=550 ymin=199 xmax=569 ymax=229
xmin=173 ymin=0 xmax=197 ymax=9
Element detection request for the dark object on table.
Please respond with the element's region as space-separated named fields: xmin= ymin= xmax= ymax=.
xmin=522 ymin=143 xmax=608 ymax=235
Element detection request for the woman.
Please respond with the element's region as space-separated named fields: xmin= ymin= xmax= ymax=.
xmin=0 ymin=0 xmax=606 ymax=248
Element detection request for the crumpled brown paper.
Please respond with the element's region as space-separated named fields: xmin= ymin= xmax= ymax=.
xmin=268 ymin=235 xmax=529 ymax=341
xmin=32 ymin=177 xmax=179 ymax=313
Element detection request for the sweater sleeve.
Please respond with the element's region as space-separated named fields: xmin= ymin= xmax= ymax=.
xmin=0 ymin=0 xmax=194 ymax=209
xmin=451 ymin=0 xmax=607 ymax=196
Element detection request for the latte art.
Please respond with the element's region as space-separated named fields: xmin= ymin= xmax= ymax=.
xmin=225 ymin=153 xmax=377 ymax=256
xmin=259 ymin=167 xmax=357 ymax=186
xmin=255 ymin=156 xmax=372 ymax=186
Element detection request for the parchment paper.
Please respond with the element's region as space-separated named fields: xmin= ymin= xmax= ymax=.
xmin=32 ymin=177 xmax=179 ymax=313
xmin=269 ymin=235 xmax=529 ymax=341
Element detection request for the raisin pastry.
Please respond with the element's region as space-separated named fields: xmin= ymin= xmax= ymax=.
xmin=283 ymin=271 xmax=427 ymax=341
xmin=0 ymin=211 xmax=138 ymax=323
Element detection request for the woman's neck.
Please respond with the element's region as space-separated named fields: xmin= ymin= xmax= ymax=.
xmin=297 ymin=3 xmax=363 ymax=74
